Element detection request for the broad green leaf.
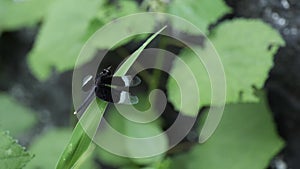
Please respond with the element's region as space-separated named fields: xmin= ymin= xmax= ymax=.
xmin=28 ymin=0 xmax=103 ymax=80
xmin=97 ymin=102 xmax=167 ymax=166
xmin=170 ymin=101 xmax=284 ymax=169
xmin=0 ymin=130 xmax=33 ymax=169
xmin=0 ymin=94 xmax=36 ymax=137
xmin=168 ymin=0 xmax=231 ymax=34
xmin=121 ymin=166 xmax=139 ymax=169
xmin=97 ymin=147 xmax=131 ymax=168
xmin=210 ymin=19 xmax=284 ymax=103
xmin=0 ymin=0 xmax=55 ymax=31
xmin=26 ymin=129 xmax=72 ymax=169
xmin=97 ymin=0 xmax=141 ymax=24
xmin=56 ymin=27 xmax=166 ymax=169
xmin=84 ymin=0 xmax=145 ymax=42
xmin=125 ymin=121 xmax=167 ymax=165
xmin=92 ymin=12 xmax=156 ymax=50
xmin=167 ymin=19 xmax=285 ymax=116
xmin=26 ymin=128 xmax=97 ymax=169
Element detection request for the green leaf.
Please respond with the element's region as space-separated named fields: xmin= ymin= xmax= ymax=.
xmin=97 ymin=103 xmax=167 ymax=166
xmin=0 ymin=130 xmax=33 ymax=169
xmin=167 ymin=19 xmax=285 ymax=116
xmin=92 ymin=11 xmax=156 ymax=50
xmin=97 ymin=0 xmax=141 ymax=24
xmin=170 ymin=101 xmax=284 ymax=169
xmin=0 ymin=94 xmax=36 ymax=137
xmin=84 ymin=0 xmax=145 ymax=42
xmin=55 ymin=100 xmax=106 ymax=169
xmin=97 ymin=147 xmax=131 ymax=168
xmin=26 ymin=128 xmax=97 ymax=169
xmin=26 ymin=128 xmax=72 ymax=169
xmin=114 ymin=26 xmax=167 ymax=76
xmin=210 ymin=19 xmax=285 ymax=102
xmin=56 ymin=27 xmax=166 ymax=169
xmin=0 ymin=0 xmax=55 ymax=31
xmin=28 ymin=0 xmax=103 ymax=80
xmin=167 ymin=0 xmax=231 ymax=34
xmin=125 ymin=120 xmax=167 ymax=165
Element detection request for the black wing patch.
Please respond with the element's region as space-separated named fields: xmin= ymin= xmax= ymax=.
xmin=95 ymin=85 xmax=138 ymax=104
xmin=80 ymin=73 xmax=140 ymax=106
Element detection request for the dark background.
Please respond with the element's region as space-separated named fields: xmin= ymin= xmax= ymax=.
xmin=0 ymin=0 xmax=299 ymax=168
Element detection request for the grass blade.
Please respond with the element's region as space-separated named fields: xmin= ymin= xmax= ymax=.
xmin=55 ymin=26 xmax=166 ymax=169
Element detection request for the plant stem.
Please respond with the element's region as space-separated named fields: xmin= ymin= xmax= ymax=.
xmin=149 ymin=38 xmax=167 ymax=91
xmin=117 ymin=47 xmax=153 ymax=85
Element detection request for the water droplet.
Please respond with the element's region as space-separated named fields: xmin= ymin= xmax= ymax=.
xmin=67 ymin=144 xmax=73 ymax=152
xmin=274 ymin=158 xmax=287 ymax=169
xmin=5 ymin=149 xmax=12 ymax=156
xmin=290 ymin=27 xmax=298 ymax=35
xmin=272 ymin=13 xmax=279 ymax=20
xmin=281 ymin=0 xmax=290 ymax=9
xmin=278 ymin=18 xmax=287 ymax=26
xmin=270 ymin=12 xmax=287 ymax=27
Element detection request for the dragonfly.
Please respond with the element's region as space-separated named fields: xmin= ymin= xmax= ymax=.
xmin=74 ymin=66 xmax=141 ymax=114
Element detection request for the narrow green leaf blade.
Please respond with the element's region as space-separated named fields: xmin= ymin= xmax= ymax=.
xmin=114 ymin=26 xmax=167 ymax=76
xmin=56 ymin=26 xmax=166 ymax=169
xmin=56 ymin=100 xmax=106 ymax=169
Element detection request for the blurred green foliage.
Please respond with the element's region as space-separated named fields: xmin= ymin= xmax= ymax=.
xmin=0 ymin=130 xmax=33 ymax=169
xmin=171 ymin=101 xmax=284 ymax=169
xmin=168 ymin=0 xmax=231 ymax=34
xmin=0 ymin=0 xmax=286 ymax=169
xmin=0 ymin=0 xmax=55 ymax=31
xmin=56 ymin=28 xmax=164 ymax=169
xmin=28 ymin=0 xmax=103 ymax=80
xmin=25 ymin=128 xmax=98 ymax=169
xmin=0 ymin=94 xmax=36 ymax=137
xmin=167 ymin=19 xmax=284 ymax=116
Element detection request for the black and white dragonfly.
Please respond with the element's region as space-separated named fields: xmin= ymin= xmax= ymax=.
xmin=75 ymin=66 xmax=141 ymax=114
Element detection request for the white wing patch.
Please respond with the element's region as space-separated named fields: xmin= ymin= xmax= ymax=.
xmin=122 ymin=76 xmax=133 ymax=87
xmin=119 ymin=91 xmax=128 ymax=104
xmin=83 ymin=75 xmax=93 ymax=86
xmin=118 ymin=91 xmax=139 ymax=104
xmin=82 ymin=75 xmax=93 ymax=91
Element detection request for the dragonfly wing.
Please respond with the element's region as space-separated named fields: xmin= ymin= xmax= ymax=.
xmin=82 ymin=75 xmax=94 ymax=92
xmin=119 ymin=91 xmax=139 ymax=104
xmin=95 ymin=85 xmax=138 ymax=104
xmin=101 ymin=75 xmax=141 ymax=87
